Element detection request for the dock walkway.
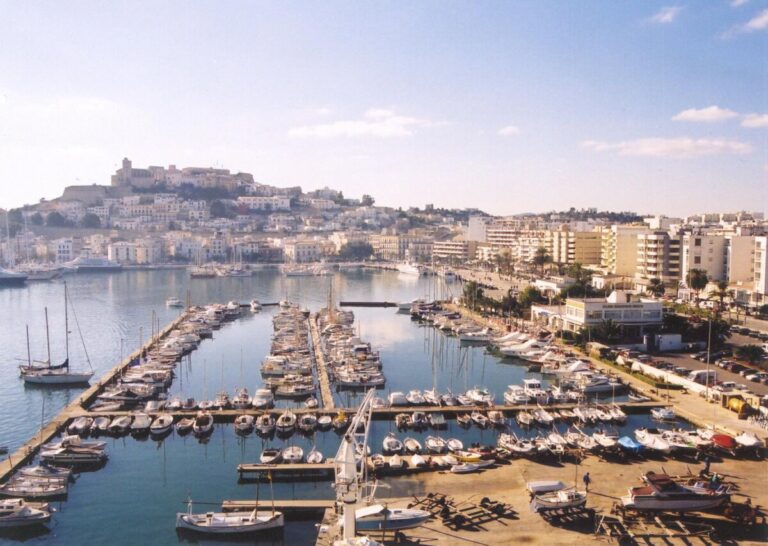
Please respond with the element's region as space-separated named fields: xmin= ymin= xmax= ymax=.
xmin=308 ymin=313 xmax=335 ymax=410
xmin=0 ymin=310 xmax=190 ymax=482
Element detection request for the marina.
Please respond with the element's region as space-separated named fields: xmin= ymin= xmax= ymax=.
xmin=0 ymin=268 xmax=765 ymax=544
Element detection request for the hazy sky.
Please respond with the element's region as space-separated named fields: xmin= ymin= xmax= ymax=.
xmin=0 ymin=1 xmax=766 ymax=215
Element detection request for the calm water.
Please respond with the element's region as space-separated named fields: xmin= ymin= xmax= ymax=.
xmin=0 ymin=269 xmax=684 ymax=545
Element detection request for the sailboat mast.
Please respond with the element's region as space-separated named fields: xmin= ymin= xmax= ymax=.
xmin=44 ymin=307 xmax=51 ymax=366
xmin=26 ymin=325 xmax=31 ymax=367
xmin=64 ymin=282 xmax=70 ymax=361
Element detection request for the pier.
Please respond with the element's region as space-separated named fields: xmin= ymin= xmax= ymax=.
xmin=237 ymin=461 xmax=336 ymax=481
xmin=221 ymin=499 xmax=334 ymax=514
xmin=0 ymin=310 xmax=191 ymax=483
xmin=308 ymin=313 xmax=335 ymax=410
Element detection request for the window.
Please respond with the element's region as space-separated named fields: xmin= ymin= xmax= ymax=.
xmin=694 ymin=238 xmax=701 ymax=246
xmin=694 ymin=256 xmax=701 ymax=264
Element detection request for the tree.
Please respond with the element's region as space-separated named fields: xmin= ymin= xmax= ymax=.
xmin=80 ymin=213 xmax=101 ymax=228
xmin=361 ymin=194 xmax=375 ymax=207
xmin=709 ymin=280 xmax=731 ymax=312
xmin=646 ymin=277 xmax=665 ymax=298
xmin=30 ymin=212 xmax=43 ymax=226
xmin=500 ymin=289 xmax=522 ymax=317
xmin=209 ymin=200 xmax=228 ymax=218
xmin=462 ymin=281 xmax=484 ymax=310
xmin=758 ymin=304 xmax=768 ymax=318
xmin=595 ymin=319 xmax=623 ymax=343
xmin=531 ymin=247 xmax=551 ymax=275
xmin=339 ymin=242 xmax=374 ymax=260
xmin=662 ymin=313 xmax=692 ymax=339
xmin=736 ymin=345 xmax=765 ymax=364
xmin=518 ymin=286 xmax=544 ymax=308
xmin=495 ymin=248 xmax=513 ymax=276
xmin=45 ymin=211 xmax=70 ymax=227
xmin=686 ymin=268 xmax=709 ymax=302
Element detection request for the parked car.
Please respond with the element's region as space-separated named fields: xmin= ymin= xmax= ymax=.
xmin=673 ymin=366 xmax=689 ymax=376
xmin=730 ymin=364 xmax=747 ymax=374
xmin=734 ymin=384 xmax=753 ymax=394
xmin=746 ymin=372 xmax=768 ymax=383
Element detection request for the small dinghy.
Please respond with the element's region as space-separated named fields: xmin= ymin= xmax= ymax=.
xmin=735 ymin=432 xmax=764 ymax=449
xmin=410 ymin=454 xmax=427 ymax=468
xmin=176 ymin=417 xmax=195 ymax=435
xmin=388 ymin=454 xmax=404 ymax=470
xmin=628 ymin=392 xmax=651 ymax=403
xmin=516 ymin=411 xmax=534 ymax=427
xmin=304 ymin=396 xmax=319 ymax=409
xmin=404 ymin=437 xmax=422 ymax=454
xmin=281 ymin=445 xmax=303 ymax=464
xmin=450 ymin=462 xmax=481 ymax=474
xmin=317 ymin=415 xmax=332 ymax=430
xmin=108 ymin=415 xmax=132 ymax=434
xmin=425 ymin=436 xmax=447 ymax=454
xmin=531 ymin=488 xmax=587 ymax=512
xmin=488 ymin=410 xmax=505 ymax=427
xmin=332 ymin=411 xmax=349 ymax=431
xmin=234 ymin=415 xmax=254 ymax=434
xmin=382 ymin=433 xmax=404 ymax=455
xmin=437 ymin=438 xmax=460 ymax=454
xmin=149 ymin=414 xmax=174 ymax=436
xmin=306 ymin=447 xmax=324 ymax=464
xmin=260 ymin=448 xmax=282 ymax=464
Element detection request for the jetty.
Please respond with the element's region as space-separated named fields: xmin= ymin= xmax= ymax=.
xmin=237 ymin=460 xmax=336 ymax=481
xmin=0 ymin=310 xmax=190 ymax=483
xmin=221 ymin=499 xmax=334 ymax=514
xmin=308 ymin=313 xmax=335 ymax=409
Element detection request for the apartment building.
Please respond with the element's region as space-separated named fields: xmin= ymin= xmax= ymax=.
xmin=635 ymin=231 xmax=681 ymax=282
xmin=755 ymin=236 xmax=768 ymax=298
xmin=548 ymin=229 xmax=602 ymax=266
xmin=432 ymin=239 xmax=477 ymax=262
xmin=237 ymin=196 xmax=291 ymax=211
xmin=601 ymin=225 xmax=649 ymax=276
xmin=680 ymin=233 xmax=727 ymax=282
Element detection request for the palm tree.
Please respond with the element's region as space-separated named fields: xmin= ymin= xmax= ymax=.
xmin=710 ymin=280 xmax=731 ymax=313
xmin=531 ymin=247 xmax=551 ymax=276
xmin=645 ymin=277 xmax=665 ymax=298
xmin=685 ymin=268 xmax=709 ymax=303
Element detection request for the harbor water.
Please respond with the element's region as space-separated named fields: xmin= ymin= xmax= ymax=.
xmin=0 ymin=269 xmax=688 ymax=544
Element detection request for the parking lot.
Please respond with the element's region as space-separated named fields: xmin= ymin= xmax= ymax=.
xmin=642 ymin=329 xmax=768 ymax=398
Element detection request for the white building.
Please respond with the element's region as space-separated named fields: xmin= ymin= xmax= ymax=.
xmin=237 ymin=196 xmax=291 ymax=211
xmin=680 ymin=233 xmax=727 ymax=282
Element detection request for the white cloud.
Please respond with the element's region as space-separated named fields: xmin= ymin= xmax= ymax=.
xmin=583 ymin=137 xmax=752 ymax=158
xmin=743 ymin=8 xmax=768 ymax=30
xmin=672 ymin=105 xmax=739 ymax=122
xmin=288 ymin=109 xmax=440 ymax=139
xmin=731 ymin=0 xmax=749 ymax=7
xmin=649 ymin=6 xmax=683 ymax=24
xmin=742 ymin=113 xmax=768 ymax=128
xmin=497 ymin=125 xmax=520 ymax=136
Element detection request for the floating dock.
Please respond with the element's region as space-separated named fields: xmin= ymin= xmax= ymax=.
xmin=237 ymin=460 xmax=336 ymax=481
xmin=221 ymin=499 xmax=334 ymax=513
xmin=308 ymin=313 xmax=335 ymax=410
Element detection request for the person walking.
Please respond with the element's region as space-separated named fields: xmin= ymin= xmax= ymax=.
xmin=703 ymin=455 xmax=711 ymax=475
xmin=583 ymin=472 xmax=591 ymax=492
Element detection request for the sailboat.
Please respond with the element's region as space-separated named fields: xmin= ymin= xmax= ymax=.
xmin=21 ymin=284 xmax=94 ymax=385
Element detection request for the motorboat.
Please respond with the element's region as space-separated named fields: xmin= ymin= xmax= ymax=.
xmin=532 ymin=407 xmax=554 ymax=427
xmin=428 ymin=412 xmax=447 ymax=429
xmin=410 ymin=412 xmax=428 ymax=429
xmin=250 ymin=299 xmax=262 ymax=312
xmin=504 ymin=385 xmax=530 ymax=405
xmin=91 ymin=417 xmax=110 ymax=435
xmin=252 ymin=389 xmax=274 ymax=409
xmin=471 ymin=411 xmax=489 ymax=428
xmin=516 ymin=411 xmax=533 ymax=427
xmin=176 ymin=504 xmax=284 ymax=535
xmin=234 ymin=415 xmax=255 ymax=434
xmin=628 ymin=392 xmax=651 ymax=403
xmin=382 ymin=433 xmax=404 ymax=455
xmin=404 ymin=437 xmax=422 ymax=454
xmin=405 ymin=390 xmax=425 ymax=406
xmin=282 ymin=445 xmax=304 ymax=464
xmin=388 ymin=392 xmax=408 ymax=406
xmin=441 ymin=391 xmax=458 ymax=406
xmin=450 ymin=462 xmax=481 ymax=474
xmin=735 ymin=432 xmax=764 ymax=450
xmin=192 ymin=411 xmax=214 ymax=436
xmin=213 ymin=391 xmax=231 ymax=410
xmin=176 ymin=417 xmax=195 ymax=434
xmin=355 ymin=504 xmax=431 ymax=531
xmin=40 ymin=446 xmax=107 ymax=466
xmin=422 ymin=389 xmax=441 ymax=406
xmin=67 ymin=416 xmax=93 ymax=436
xmin=593 ymin=429 xmax=619 ymax=449
xmin=18 ymin=464 xmax=72 ymax=480
xmin=456 ymin=413 xmax=472 ymax=427
xmin=275 ymin=410 xmax=297 ymax=433
xmin=465 ymin=387 xmax=493 ymax=405
xmin=0 ymin=478 xmax=67 ymax=499
xmin=621 ymin=472 xmax=731 ymax=512
xmin=651 ymin=407 xmax=676 ymax=421
xmin=232 ymin=388 xmax=252 ymax=410
xmin=108 ymin=415 xmax=132 ymax=434
xmin=298 ymin=413 xmax=318 ymax=433
xmin=0 ymin=498 xmax=52 ymax=528
xmin=260 ymin=448 xmax=282 ymax=464
xmin=166 ymin=297 xmax=184 ymax=308
xmin=130 ymin=413 xmax=152 ymax=435
xmin=255 ymin=413 xmax=276 ymax=435
xmin=531 ymin=488 xmax=587 ymax=512
xmin=304 ymin=396 xmax=319 ymax=409
xmin=150 ymin=414 xmax=174 ymax=436
xmin=488 ymin=410 xmax=505 ymax=427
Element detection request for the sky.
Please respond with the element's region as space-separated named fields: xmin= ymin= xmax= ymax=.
xmin=0 ymin=1 xmax=766 ymax=216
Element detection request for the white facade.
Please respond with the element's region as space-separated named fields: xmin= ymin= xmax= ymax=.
xmin=237 ymin=196 xmax=291 ymax=211
xmin=680 ymin=233 xmax=727 ymax=282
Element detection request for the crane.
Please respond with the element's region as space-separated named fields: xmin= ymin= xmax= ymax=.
xmin=332 ymin=388 xmax=381 ymax=546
